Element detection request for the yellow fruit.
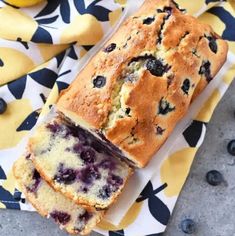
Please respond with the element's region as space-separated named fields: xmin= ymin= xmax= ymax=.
xmin=61 ymin=14 xmax=103 ymax=45
xmin=0 ymin=6 xmax=37 ymax=42
xmin=5 ymin=0 xmax=44 ymax=7
xmin=0 ymin=47 xmax=35 ymax=85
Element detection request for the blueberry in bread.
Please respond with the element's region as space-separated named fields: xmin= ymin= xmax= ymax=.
xmin=28 ymin=117 xmax=133 ymax=210
xmin=57 ymin=0 xmax=228 ymax=168
xmin=13 ymin=155 xmax=103 ymax=235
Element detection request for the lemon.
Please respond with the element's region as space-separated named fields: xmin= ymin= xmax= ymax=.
xmin=5 ymin=0 xmax=44 ymax=7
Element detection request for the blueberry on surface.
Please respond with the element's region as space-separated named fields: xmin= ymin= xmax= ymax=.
xmin=227 ymin=140 xmax=235 ymax=156
xmin=206 ymin=170 xmax=223 ymax=186
xmin=180 ymin=219 xmax=196 ymax=234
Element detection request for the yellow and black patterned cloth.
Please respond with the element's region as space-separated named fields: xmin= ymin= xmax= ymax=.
xmin=0 ymin=0 xmax=234 ymax=235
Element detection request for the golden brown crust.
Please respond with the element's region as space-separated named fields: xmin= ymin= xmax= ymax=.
xmin=57 ymin=0 xmax=228 ymax=167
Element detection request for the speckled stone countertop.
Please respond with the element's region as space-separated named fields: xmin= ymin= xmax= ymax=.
xmin=0 ymin=80 xmax=234 ymax=236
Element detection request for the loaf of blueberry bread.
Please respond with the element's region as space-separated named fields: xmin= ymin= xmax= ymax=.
xmin=13 ymin=155 xmax=103 ymax=235
xmin=56 ymin=0 xmax=228 ymax=168
xmin=28 ymin=117 xmax=133 ymax=210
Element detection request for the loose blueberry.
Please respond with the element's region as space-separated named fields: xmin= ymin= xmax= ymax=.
xmin=156 ymin=126 xmax=165 ymax=135
xmin=54 ymin=164 xmax=76 ymax=184
xmin=206 ymin=170 xmax=223 ymax=186
xmin=93 ymin=76 xmax=106 ymax=88
xmin=158 ymin=97 xmax=175 ymax=115
xmin=181 ymin=78 xmax=190 ymax=95
xmin=143 ymin=17 xmax=155 ymax=25
xmin=50 ymin=210 xmax=71 ymax=225
xmin=146 ymin=58 xmax=170 ymax=77
xmin=80 ymin=148 xmax=96 ymax=164
xmin=180 ymin=219 xmax=196 ymax=234
xmin=80 ymin=166 xmax=101 ymax=185
xmin=103 ymin=43 xmax=116 ymax=53
xmin=98 ymin=185 xmax=112 ymax=199
xmin=0 ymin=98 xmax=7 ymax=114
xmin=207 ymin=36 xmax=218 ymax=54
xmin=227 ymin=140 xmax=235 ymax=156
xmin=199 ymin=61 xmax=212 ymax=82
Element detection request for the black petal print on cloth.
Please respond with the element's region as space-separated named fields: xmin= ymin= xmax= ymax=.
xmin=109 ymin=229 xmax=125 ymax=236
xmin=83 ymin=45 xmax=94 ymax=51
xmin=137 ymin=182 xmax=170 ymax=225
xmin=56 ymin=50 xmax=67 ymax=68
xmin=183 ymin=120 xmax=205 ymax=147
xmin=39 ymin=93 xmax=47 ymax=104
xmin=36 ymin=15 xmax=59 ymax=24
xmin=16 ymin=111 xmax=39 ymax=131
xmin=29 ymin=68 xmax=58 ymax=88
xmin=56 ymin=81 xmax=69 ymax=93
xmin=60 ymin=0 xmax=70 ymax=23
xmin=35 ymin=0 xmax=60 ymax=18
xmin=208 ymin=7 xmax=235 ymax=41
xmin=0 ymin=58 xmax=4 ymax=67
xmin=74 ymin=0 xmax=111 ymax=21
xmin=8 ymin=76 xmax=27 ymax=99
xmin=68 ymin=46 xmax=78 ymax=60
xmin=31 ymin=27 xmax=53 ymax=43
xmin=58 ymin=70 xmax=71 ymax=78
xmin=1 ymin=0 xmax=19 ymax=9
xmin=206 ymin=0 xmax=226 ymax=4
xmin=0 ymin=186 xmax=20 ymax=209
xmin=16 ymin=37 xmax=29 ymax=49
xmin=0 ymin=166 xmax=6 ymax=179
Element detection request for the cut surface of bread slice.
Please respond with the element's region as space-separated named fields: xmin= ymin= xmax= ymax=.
xmin=13 ymin=155 xmax=103 ymax=235
xmin=28 ymin=117 xmax=133 ymax=210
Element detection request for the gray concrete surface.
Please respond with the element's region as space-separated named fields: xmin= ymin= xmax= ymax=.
xmin=0 ymin=80 xmax=234 ymax=236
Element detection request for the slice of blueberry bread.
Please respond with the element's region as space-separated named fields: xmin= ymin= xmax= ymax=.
xmin=28 ymin=117 xmax=133 ymax=210
xmin=57 ymin=0 xmax=228 ymax=168
xmin=13 ymin=155 xmax=103 ymax=235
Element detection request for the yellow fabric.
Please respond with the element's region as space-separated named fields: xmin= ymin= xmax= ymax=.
xmin=160 ymin=148 xmax=197 ymax=197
